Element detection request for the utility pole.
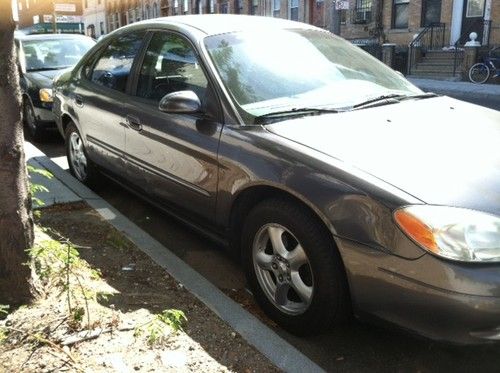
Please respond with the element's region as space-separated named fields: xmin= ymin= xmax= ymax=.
xmin=331 ymin=0 xmax=340 ymax=35
xmin=52 ymin=0 xmax=57 ymax=33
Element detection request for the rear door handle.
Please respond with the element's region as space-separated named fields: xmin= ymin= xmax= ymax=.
xmin=126 ymin=114 xmax=142 ymax=131
xmin=75 ymin=94 xmax=84 ymax=107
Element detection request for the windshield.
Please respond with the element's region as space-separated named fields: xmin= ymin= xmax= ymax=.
xmin=204 ymin=29 xmax=422 ymax=123
xmin=22 ymin=37 xmax=95 ymax=71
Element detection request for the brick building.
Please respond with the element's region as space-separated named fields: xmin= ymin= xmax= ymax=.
xmin=336 ymin=0 xmax=499 ymax=47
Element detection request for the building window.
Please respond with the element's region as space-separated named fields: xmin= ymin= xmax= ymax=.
xmin=353 ymin=0 xmax=372 ymax=23
xmin=466 ymin=0 xmax=485 ymax=18
xmin=250 ymin=0 xmax=258 ymax=15
xmin=422 ymin=0 xmax=441 ymax=26
xmin=153 ymin=2 xmax=159 ymax=17
xmin=273 ymin=0 xmax=280 ymax=17
xmin=234 ymin=0 xmax=242 ymax=13
xmin=208 ymin=0 xmax=215 ymax=13
xmin=136 ymin=7 xmax=141 ymax=21
xmin=393 ymin=0 xmax=409 ymax=29
xmin=340 ymin=9 xmax=347 ymax=24
xmin=100 ymin=21 xmax=104 ymax=35
xmin=220 ymin=1 xmax=229 ymax=13
xmin=289 ymin=0 xmax=298 ymax=20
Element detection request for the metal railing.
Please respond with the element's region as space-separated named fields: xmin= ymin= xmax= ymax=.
xmin=452 ymin=19 xmax=492 ymax=76
xmin=407 ymin=22 xmax=446 ymax=75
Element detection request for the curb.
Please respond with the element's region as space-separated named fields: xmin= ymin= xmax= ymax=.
xmin=408 ymin=78 xmax=500 ymax=103
xmin=30 ymin=148 xmax=325 ymax=373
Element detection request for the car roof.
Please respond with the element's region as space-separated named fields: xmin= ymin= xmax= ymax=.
xmin=15 ymin=33 xmax=92 ymax=41
xmin=130 ymin=14 xmax=317 ymax=36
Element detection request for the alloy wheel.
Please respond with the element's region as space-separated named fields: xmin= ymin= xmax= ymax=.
xmin=252 ymin=223 xmax=314 ymax=315
xmin=69 ymin=131 xmax=88 ymax=181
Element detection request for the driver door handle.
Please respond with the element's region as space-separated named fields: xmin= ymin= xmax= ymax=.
xmin=126 ymin=114 xmax=142 ymax=131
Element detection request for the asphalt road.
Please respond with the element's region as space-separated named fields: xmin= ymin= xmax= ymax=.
xmin=31 ymin=132 xmax=500 ymax=373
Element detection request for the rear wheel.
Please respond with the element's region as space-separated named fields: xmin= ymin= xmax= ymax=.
xmin=469 ymin=63 xmax=490 ymax=84
xmin=23 ymin=98 xmax=44 ymax=142
xmin=65 ymin=122 xmax=98 ymax=185
xmin=242 ymin=198 xmax=350 ymax=335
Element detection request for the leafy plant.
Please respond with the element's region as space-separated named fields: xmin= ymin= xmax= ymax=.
xmin=0 ymin=328 xmax=7 ymax=344
xmin=0 ymin=305 xmax=9 ymax=344
xmin=134 ymin=309 xmax=187 ymax=346
xmin=0 ymin=305 xmax=9 ymax=317
xmin=29 ymin=238 xmax=101 ymax=330
xmin=27 ymin=164 xmax=53 ymax=214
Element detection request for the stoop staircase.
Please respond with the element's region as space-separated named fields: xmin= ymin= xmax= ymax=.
xmin=407 ymin=23 xmax=464 ymax=81
xmin=408 ymin=50 xmax=463 ymax=80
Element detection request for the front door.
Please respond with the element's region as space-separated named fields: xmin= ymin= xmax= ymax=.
xmin=124 ymin=31 xmax=223 ymax=223
xmin=460 ymin=0 xmax=485 ymax=44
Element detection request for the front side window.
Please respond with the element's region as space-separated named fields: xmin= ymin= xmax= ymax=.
xmin=393 ymin=0 xmax=409 ymax=29
xmin=90 ymin=31 xmax=146 ymax=93
xmin=136 ymin=32 xmax=208 ymax=103
xmin=205 ymin=29 xmax=420 ymax=123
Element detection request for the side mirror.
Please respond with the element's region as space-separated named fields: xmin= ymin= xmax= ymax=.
xmin=159 ymin=90 xmax=201 ymax=114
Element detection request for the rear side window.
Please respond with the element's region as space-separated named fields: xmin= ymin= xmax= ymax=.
xmin=90 ymin=31 xmax=146 ymax=93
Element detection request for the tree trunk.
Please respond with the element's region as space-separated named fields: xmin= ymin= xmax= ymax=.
xmin=0 ymin=2 xmax=34 ymax=305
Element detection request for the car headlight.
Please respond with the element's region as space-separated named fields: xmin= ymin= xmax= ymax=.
xmin=39 ymin=88 xmax=53 ymax=103
xmin=394 ymin=205 xmax=500 ymax=262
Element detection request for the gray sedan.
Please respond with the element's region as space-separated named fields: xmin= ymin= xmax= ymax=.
xmin=52 ymin=15 xmax=500 ymax=344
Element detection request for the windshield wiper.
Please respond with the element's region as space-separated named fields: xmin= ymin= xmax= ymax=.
xmin=255 ymin=107 xmax=341 ymax=124
xmin=398 ymin=92 xmax=440 ymax=101
xmin=352 ymin=92 xmax=440 ymax=110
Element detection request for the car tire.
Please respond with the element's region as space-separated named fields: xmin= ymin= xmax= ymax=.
xmin=242 ymin=198 xmax=350 ymax=335
xmin=23 ymin=98 xmax=44 ymax=142
xmin=65 ymin=122 xmax=99 ymax=185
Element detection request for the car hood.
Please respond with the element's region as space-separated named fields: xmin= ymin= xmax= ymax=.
xmin=25 ymin=69 xmax=62 ymax=88
xmin=266 ymin=96 xmax=500 ymax=215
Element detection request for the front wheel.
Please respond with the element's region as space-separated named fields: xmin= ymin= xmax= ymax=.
xmin=242 ymin=198 xmax=350 ymax=335
xmin=23 ymin=98 xmax=44 ymax=142
xmin=469 ymin=63 xmax=490 ymax=84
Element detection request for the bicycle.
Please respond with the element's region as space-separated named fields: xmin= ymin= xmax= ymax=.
xmin=469 ymin=46 xmax=500 ymax=84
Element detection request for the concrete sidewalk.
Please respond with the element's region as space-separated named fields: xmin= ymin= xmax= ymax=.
xmin=408 ymin=78 xmax=500 ymax=110
xmin=25 ymin=141 xmax=324 ymax=373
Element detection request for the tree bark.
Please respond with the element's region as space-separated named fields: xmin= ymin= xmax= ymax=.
xmin=0 ymin=1 xmax=34 ymax=305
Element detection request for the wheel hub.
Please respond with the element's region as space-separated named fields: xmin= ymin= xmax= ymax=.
xmin=252 ymin=223 xmax=313 ymax=315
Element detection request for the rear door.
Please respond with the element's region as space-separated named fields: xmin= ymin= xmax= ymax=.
xmin=123 ymin=31 xmax=223 ymax=222
xmin=74 ymin=31 xmax=146 ymax=175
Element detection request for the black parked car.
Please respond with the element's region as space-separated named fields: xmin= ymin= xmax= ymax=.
xmin=15 ymin=33 xmax=95 ymax=141
xmin=53 ymin=15 xmax=500 ymax=344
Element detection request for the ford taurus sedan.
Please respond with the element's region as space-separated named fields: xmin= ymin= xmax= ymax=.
xmin=15 ymin=33 xmax=95 ymax=141
xmin=52 ymin=15 xmax=500 ymax=344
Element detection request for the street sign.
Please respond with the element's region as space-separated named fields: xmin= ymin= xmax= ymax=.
xmin=54 ymin=3 xmax=77 ymax=12
xmin=335 ymin=0 xmax=349 ymax=10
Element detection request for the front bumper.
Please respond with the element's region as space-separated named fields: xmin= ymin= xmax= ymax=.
xmin=33 ymin=102 xmax=56 ymax=127
xmin=337 ymin=237 xmax=500 ymax=344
